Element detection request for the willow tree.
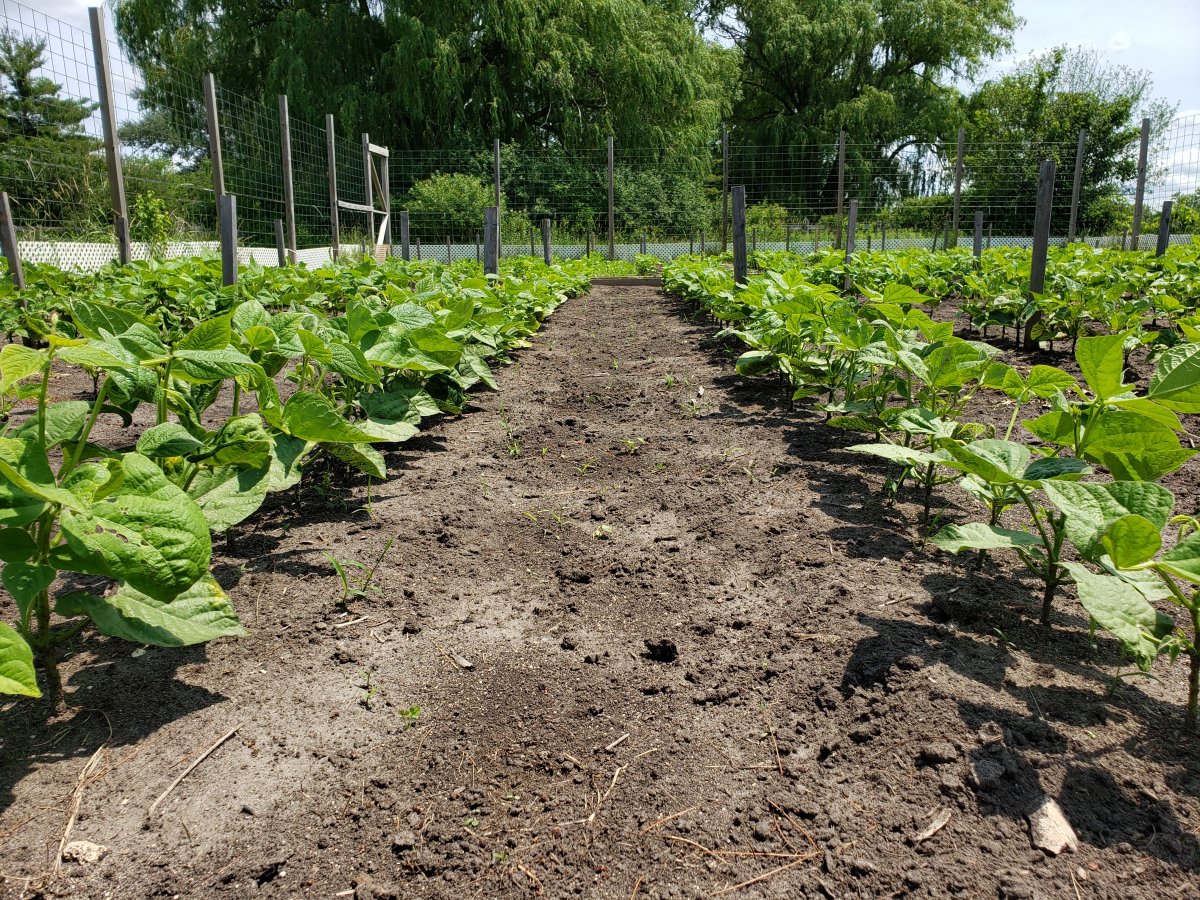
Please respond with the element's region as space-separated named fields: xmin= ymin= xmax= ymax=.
xmin=113 ymin=0 xmax=733 ymax=155
xmin=696 ymin=0 xmax=1019 ymax=215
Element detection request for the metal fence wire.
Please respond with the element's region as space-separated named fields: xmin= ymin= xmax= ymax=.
xmin=0 ymin=0 xmax=1197 ymax=270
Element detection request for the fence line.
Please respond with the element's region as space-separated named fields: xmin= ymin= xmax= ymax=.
xmin=0 ymin=0 xmax=1196 ymax=271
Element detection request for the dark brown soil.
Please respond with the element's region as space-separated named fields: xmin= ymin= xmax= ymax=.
xmin=3 ymin=286 xmax=1200 ymax=899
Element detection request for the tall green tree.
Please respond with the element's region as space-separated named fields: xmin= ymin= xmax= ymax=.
xmin=964 ymin=47 xmax=1175 ymax=235
xmin=0 ymin=31 xmax=107 ymax=236
xmin=697 ymin=0 xmax=1019 ymax=213
xmin=113 ymin=0 xmax=734 ymax=155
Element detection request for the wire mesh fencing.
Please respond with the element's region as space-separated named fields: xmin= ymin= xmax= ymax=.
xmin=0 ymin=0 xmax=1196 ymax=271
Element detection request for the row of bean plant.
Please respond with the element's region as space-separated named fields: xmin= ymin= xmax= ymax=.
xmin=664 ymin=248 xmax=1200 ymax=729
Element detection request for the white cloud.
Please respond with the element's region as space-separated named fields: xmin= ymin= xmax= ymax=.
xmin=1106 ymin=30 xmax=1132 ymax=52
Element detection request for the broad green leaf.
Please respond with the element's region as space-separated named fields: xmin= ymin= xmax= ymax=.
xmin=70 ymin=299 xmax=148 ymax=339
xmin=931 ymin=522 xmax=1041 ymax=553
xmin=408 ymin=328 xmax=463 ymax=370
xmin=188 ymin=464 xmax=270 ymax=532
xmin=267 ymin=434 xmax=312 ymax=493
xmin=0 ymin=438 xmax=75 ymax=515
xmin=1101 ymin=515 xmax=1162 ymax=569
xmin=0 ymin=621 xmax=39 ymax=697
xmin=57 ymin=343 xmax=138 ymax=372
xmin=443 ymin=296 xmax=475 ymax=331
xmin=52 ymin=452 xmax=211 ymax=602
xmin=0 ymin=344 xmax=45 ymax=392
xmin=199 ymin=416 xmax=272 ymax=469
xmin=847 ymin=443 xmax=942 ymax=468
xmin=12 ymin=401 xmax=90 ymax=450
xmin=241 ymin=324 xmax=278 ymax=353
xmin=1023 ymin=457 xmax=1090 ymax=481
xmin=297 ymin=329 xmax=333 ymax=364
xmin=1076 ymin=334 xmax=1130 ymax=400
xmin=0 ymin=528 xmax=36 ymax=563
xmin=177 ymin=314 xmax=231 ymax=352
xmin=387 ymin=302 xmax=437 ymax=329
xmin=1160 ymin=534 xmax=1200 ymax=585
xmin=735 ymin=350 xmax=778 ymax=377
xmin=1063 ymin=562 xmax=1171 ymax=669
xmin=281 ymin=392 xmax=394 ymax=444
xmin=138 ymin=423 xmax=205 ymax=458
xmin=328 ymin=341 xmax=380 ymax=385
xmin=1148 ymin=343 xmax=1200 ymax=412
xmin=59 ymin=574 xmax=246 ymax=647
xmin=172 ymin=348 xmax=264 ymax=384
xmin=943 ymin=439 xmax=1031 ymax=484
xmin=325 ymin=441 xmax=387 ymax=479
xmin=1081 ymin=411 xmax=1193 ymax=481
xmin=232 ymin=298 xmax=270 ymax=332
xmin=1043 ymin=480 xmax=1175 ymax=561
xmin=457 ymin=353 xmax=497 ymax=390
xmin=1023 ymin=410 xmax=1075 ymax=448
xmin=1 ymin=561 xmax=55 ymax=619
xmin=1027 ymin=365 xmax=1078 ymax=399
xmin=1109 ymin=397 xmax=1183 ymax=432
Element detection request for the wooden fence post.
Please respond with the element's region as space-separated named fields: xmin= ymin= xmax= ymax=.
xmin=721 ymin=129 xmax=730 ymax=252
xmin=751 ymin=226 xmax=756 ymax=256
xmin=700 ymin=230 xmax=706 ymax=255
xmin=541 ymin=218 xmax=552 ymax=265
xmin=880 ymin=222 xmax=886 ymax=252
xmin=220 ymin=194 xmax=238 ymax=287
xmin=1156 ymin=201 xmax=1174 ymax=257
xmin=274 ymin=219 xmax=286 ymax=267
xmin=1131 ymin=118 xmax=1150 ymax=250
xmin=203 ymin=73 xmax=225 ymax=237
xmin=640 ymin=230 xmax=647 ymax=255
xmin=835 ymin=130 xmax=846 ymax=250
xmin=446 ymin=234 xmax=452 ymax=265
xmin=973 ymin=210 xmax=983 ymax=267
xmin=415 ymin=237 xmax=421 ymax=261
xmin=475 ymin=233 xmax=481 ymax=263
xmin=1023 ymin=159 xmax=1056 ymax=350
xmin=732 ymin=185 xmax=747 ymax=284
xmin=326 ymin=114 xmax=340 ymax=259
xmin=785 ymin=223 xmax=791 ymax=252
xmin=1068 ymin=128 xmax=1086 ymax=243
xmin=362 ymin=133 xmax=374 ymax=247
xmin=844 ymin=199 xmax=858 ymax=292
xmin=399 ymin=211 xmax=411 ymax=261
xmin=88 ymin=6 xmax=130 ymax=265
xmin=951 ymin=127 xmax=965 ymax=244
xmin=278 ymin=95 xmax=297 ymax=264
xmin=690 ymin=234 xmax=695 ymax=254
xmin=814 ymin=220 xmax=821 ymax=252
xmin=607 ymin=136 xmax=616 ymax=261
xmin=483 ymin=207 xmax=499 ymax=276
xmin=0 ymin=192 xmax=26 ymax=289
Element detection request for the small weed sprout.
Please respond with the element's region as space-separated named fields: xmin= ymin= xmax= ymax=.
xmin=620 ymin=437 xmax=646 ymax=455
xmin=398 ymin=706 xmax=421 ymax=728
xmin=594 ymin=524 xmax=613 ymax=540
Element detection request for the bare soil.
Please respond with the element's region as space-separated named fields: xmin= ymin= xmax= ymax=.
xmin=2 ymin=285 xmax=1200 ymax=899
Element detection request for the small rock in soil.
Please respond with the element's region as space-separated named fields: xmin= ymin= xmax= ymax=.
xmin=391 ymin=830 xmax=417 ymax=853
xmin=401 ymin=622 xmax=422 ymax=635
xmin=62 ymin=841 xmax=108 ymax=864
xmin=560 ymin=636 xmax=577 ymax=651
xmin=644 ymin=638 xmax=678 ymax=663
xmin=1026 ymin=797 xmax=1078 ymax=855
xmin=895 ymin=654 xmax=924 ymax=671
xmin=977 ymin=721 xmax=1007 ymax=747
xmin=920 ymin=742 xmax=959 ymax=765
xmin=969 ymin=758 xmax=1006 ymax=789
xmin=354 ymin=873 xmax=400 ymax=900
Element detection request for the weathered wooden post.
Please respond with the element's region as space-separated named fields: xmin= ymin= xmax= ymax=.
xmin=483 ymin=207 xmax=499 ymax=276
xmin=973 ymin=210 xmax=983 ymax=268
xmin=1156 ymin=200 xmax=1174 ymax=257
xmin=640 ymin=230 xmax=647 ymax=255
xmin=274 ymin=219 xmax=286 ymax=267
xmin=541 ymin=218 xmax=552 ymax=265
xmin=278 ymin=95 xmax=298 ymax=264
xmin=1121 ymin=229 xmax=1128 ymax=251
xmin=751 ymin=226 xmax=756 ymax=256
xmin=399 ymin=210 xmax=410 ymax=261
xmin=446 ymin=234 xmax=452 ymax=265
xmin=326 ymin=114 xmax=340 ymax=259
xmin=219 ymin=194 xmax=238 ymax=287
xmin=700 ymin=230 xmax=706 ymax=255
xmin=844 ymin=200 xmax=858 ymax=292
xmin=607 ymin=136 xmax=616 ymax=261
xmin=415 ymin=237 xmax=421 ymax=260
xmin=951 ymin=127 xmax=965 ymax=244
xmin=362 ymin=133 xmax=375 ymax=246
xmin=0 ymin=192 xmax=26 ymax=289
xmin=732 ymin=185 xmax=747 ymax=284
xmin=1131 ymin=118 xmax=1150 ymax=250
xmin=834 ymin=130 xmax=846 ymax=250
xmin=203 ymin=73 xmax=225 ymax=236
xmin=1067 ymin=128 xmax=1086 ymax=244
xmin=475 ymin=233 xmax=481 ymax=263
xmin=814 ymin=220 xmax=821 ymax=252
xmin=88 ymin=6 xmax=130 ymax=264
xmin=880 ymin=221 xmax=886 ymax=252
xmin=529 ymin=227 xmax=535 ymax=257
xmin=1023 ymin=159 xmax=1056 ymax=351
xmin=785 ymin=223 xmax=791 ymax=252
xmin=721 ymin=129 xmax=730 ymax=252
xmin=987 ymin=223 xmax=992 ymax=250
xmin=689 ymin=234 xmax=695 ymax=254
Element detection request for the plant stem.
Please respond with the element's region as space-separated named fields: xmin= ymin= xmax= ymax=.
xmin=232 ymin=381 xmax=241 ymax=417
xmin=1190 ymin=604 xmax=1200 ymax=732
xmin=61 ymin=376 xmax=110 ymax=477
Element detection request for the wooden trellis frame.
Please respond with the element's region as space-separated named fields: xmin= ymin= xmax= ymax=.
xmin=335 ymin=134 xmax=391 ymax=259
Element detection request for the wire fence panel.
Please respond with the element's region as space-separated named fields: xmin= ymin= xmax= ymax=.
xmin=0 ymin=0 xmax=1196 ymax=271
